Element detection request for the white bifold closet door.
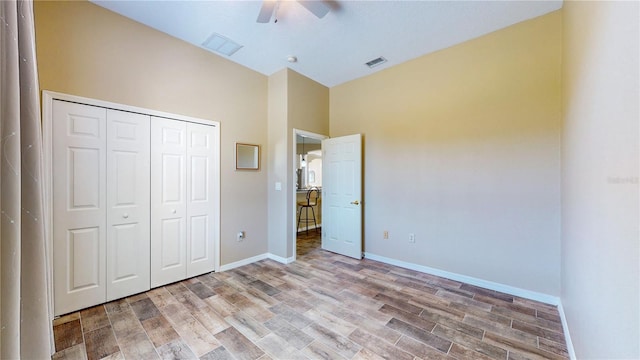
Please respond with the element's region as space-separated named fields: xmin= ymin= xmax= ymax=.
xmin=52 ymin=100 xmax=150 ymax=315
xmin=186 ymin=122 xmax=218 ymax=278
xmin=151 ymin=117 xmax=216 ymax=287
xmin=106 ymin=109 xmax=150 ymax=301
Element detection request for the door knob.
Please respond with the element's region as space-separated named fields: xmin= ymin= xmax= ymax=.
xmin=122 ymin=213 xmax=129 ymax=219
xmin=350 ymin=200 xmax=360 ymax=205
xmin=171 ymin=209 xmax=176 ymax=214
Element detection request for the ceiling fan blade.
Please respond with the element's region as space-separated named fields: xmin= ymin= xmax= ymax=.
xmin=298 ymin=0 xmax=330 ymax=19
xmin=257 ymin=0 xmax=277 ymax=23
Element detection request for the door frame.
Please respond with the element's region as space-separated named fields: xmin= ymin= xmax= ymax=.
xmin=291 ymin=129 xmax=328 ymax=262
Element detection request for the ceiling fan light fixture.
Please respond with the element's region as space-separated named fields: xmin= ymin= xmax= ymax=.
xmin=202 ymin=33 xmax=243 ymax=56
xmin=256 ymin=0 xmax=330 ymax=23
xmin=298 ymin=0 xmax=330 ymax=19
xmin=257 ymin=0 xmax=277 ymax=23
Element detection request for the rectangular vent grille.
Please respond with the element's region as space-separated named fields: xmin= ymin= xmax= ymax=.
xmin=365 ymin=57 xmax=387 ymax=68
xmin=202 ymin=33 xmax=243 ymax=57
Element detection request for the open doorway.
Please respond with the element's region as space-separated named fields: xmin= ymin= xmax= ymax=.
xmin=292 ymin=129 xmax=327 ymax=259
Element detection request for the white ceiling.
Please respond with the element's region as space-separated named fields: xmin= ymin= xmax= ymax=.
xmin=91 ymin=0 xmax=562 ymax=87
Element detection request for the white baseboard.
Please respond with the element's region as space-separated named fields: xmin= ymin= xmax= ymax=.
xmin=219 ymin=253 xmax=268 ymax=272
xmin=557 ymin=302 xmax=577 ymax=359
xmin=267 ymin=253 xmax=295 ymax=264
xmin=364 ymin=252 xmax=560 ymax=306
xmin=219 ymin=252 xmax=295 ymax=271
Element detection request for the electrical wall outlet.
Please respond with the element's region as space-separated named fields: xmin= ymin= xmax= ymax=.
xmin=383 ymin=230 xmax=389 ymax=239
xmin=409 ymin=233 xmax=415 ymax=243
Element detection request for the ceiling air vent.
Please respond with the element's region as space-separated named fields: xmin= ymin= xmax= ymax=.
xmin=202 ymin=33 xmax=243 ymax=57
xmin=365 ymin=56 xmax=387 ymax=68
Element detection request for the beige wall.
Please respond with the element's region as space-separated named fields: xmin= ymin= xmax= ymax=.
xmin=330 ymin=12 xmax=562 ymax=295
xmin=267 ymin=69 xmax=289 ymax=258
xmin=561 ymin=1 xmax=639 ymax=358
xmin=288 ymin=70 xmax=330 ymax=135
xmin=34 ymin=1 xmax=269 ymax=265
xmin=267 ymin=69 xmax=329 ymax=259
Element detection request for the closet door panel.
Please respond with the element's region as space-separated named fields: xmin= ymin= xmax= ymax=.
xmin=151 ymin=117 xmax=187 ymax=287
xmin=186 ymin=123 xmax=217 ymax=277
xmin=160 ymin=218 xmax=183 ymax=266
xmin=106 ymin=110 xmax=151 ymax=300
xmin=52 ymin=100 xmax=107 ymax=316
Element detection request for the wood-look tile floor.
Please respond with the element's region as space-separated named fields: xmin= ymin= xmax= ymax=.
xmin=53 ymin=230 xmax=568 ymax=360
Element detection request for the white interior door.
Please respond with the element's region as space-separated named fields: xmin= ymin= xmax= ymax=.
xmin=52 ymin=100 xmax=107 ymax=315
xmin=186 ymin=122 xmax=217 ymax=277
xmin=106 ymin=109 xmax=150 ymax=300
xmin=321 ymin=134 xmax=362 ymax=259
xmin=151 ymin=117 xmax=187 ymax=287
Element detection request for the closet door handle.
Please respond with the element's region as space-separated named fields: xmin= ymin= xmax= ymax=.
xmin=122 ymin=213 xmax=129 ymax=219
xmin=171 ymin=209 xmax=176 ymax=214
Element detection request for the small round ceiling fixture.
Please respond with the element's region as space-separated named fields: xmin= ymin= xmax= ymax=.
xmin=287 ymin=56 xmax=298 ymax=63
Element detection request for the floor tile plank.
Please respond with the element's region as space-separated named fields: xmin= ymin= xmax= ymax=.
xmin=109 ymin=307 xmax=147 ymax=341
xmin=224 ymin=311 xmax=271 ymax=341
xmin=462 ymin=315 xmax=538 ymax=346
xmin=52 ymin=343 xmax=88 ymax=360
xmin=203 ymin=295 xmax=240 ymax=318
xmin=483 ymin=332 xmax=567 ymax=360
xmin=104 ymin=299 xmax=130 ymax=314
xmin=378 ymin=304 xmax=437 ymax=332
xmin=80 ymin=306 xmax=110 ymax=333
xmin=395 ymin=335 xmax=452 ymax=360
xmin=303 ymin=323 xmax=362 ymax=359
xmin=348 ymin=328 xmax=415 ymax=360
xmin=268 ymin=303 xmax=313 ymax=329
xmin=511 ymin=319 xmax=565 ymax=344
xmin=386 ymin=318 xmax=452 ymax=353
xmin=199 ymin=346 xmax=235 ymax=360
xmin=117 ymin=331 xmax=160 ymax=360
xmin=214 ymin=326 xmax=265 ymax=360
xmin=256 ymin=333 xmax=309 ymax=360
xmin=156 ymin=339 xmax=198 ymax=360
xmin=538 ymin=337 xmax=569 ymax=357
xmin=53 ymin=318 xmax=83 ymax=352
xmin=84 ymin=326 xmax=119 ymax=360
xmin=186 ymin=282 xmax=217 ymax=300
xmin=432 ymin=324 xmax=505 ymax=359
xmin=300 ymin=340 xmax=349 ymax=360
xmin=264 ymin=316 xmax=315 ymax=350
xmin=171 ymin=317 xmax=222 ymax=357
xmin=421 ymin=311 xmax=486 ymax=340
xmin=141 ymin=315 xmax=181 ymax=348
xmin=130 ymin=298 xmax=163 ymax=321
xmin=448 ymin=342 xmax=498 ymax=360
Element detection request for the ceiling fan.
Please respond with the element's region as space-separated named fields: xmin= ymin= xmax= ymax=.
xmin=257 ymin=0 xmax=331 ymax=23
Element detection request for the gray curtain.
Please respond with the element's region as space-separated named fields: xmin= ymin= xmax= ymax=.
xmin=0 ymin=0 xmax=54 ymax=358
